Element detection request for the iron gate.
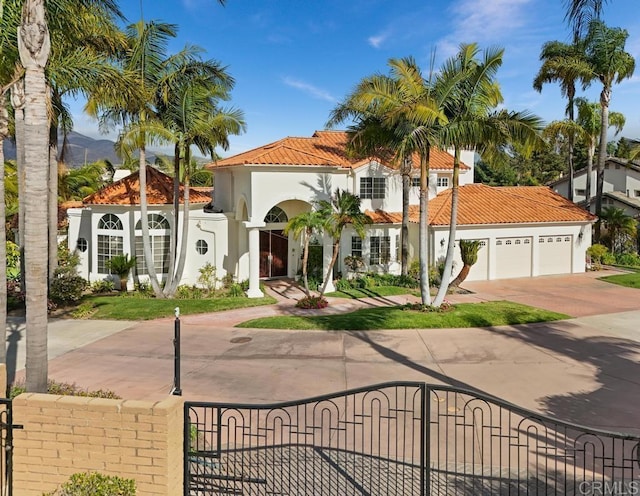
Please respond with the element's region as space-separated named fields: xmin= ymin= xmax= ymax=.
xmin=185 ymin=382 xmax=640 ymax=495
xmin=0 ymin=398 xmax=15 ymax=496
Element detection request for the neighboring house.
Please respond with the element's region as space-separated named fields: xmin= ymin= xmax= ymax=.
xmin=67 ymin=130 xmax=595 ymax=296
xmin=550 ymin=157 xmax=640 ymax=218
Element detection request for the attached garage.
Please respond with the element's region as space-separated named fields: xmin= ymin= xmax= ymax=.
xmin=466 ymin=239 xmax=489 ymax=281
xmin=538 ymin=235 xmax=573 ymax=276
xmin=495 ymin=237 xmax=533 ymax=279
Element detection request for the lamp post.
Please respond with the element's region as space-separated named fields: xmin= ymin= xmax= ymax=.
xmin=171 ymin=307 xmax=182 ymax=396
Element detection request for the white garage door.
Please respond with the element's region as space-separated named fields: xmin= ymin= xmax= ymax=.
xmin=495 ymin=237 xmax=532 ymax=279
xmin=538 ymin=235 xmax=573 ymax=276
xmin=466 ymin=239 xmax=488 ymax=281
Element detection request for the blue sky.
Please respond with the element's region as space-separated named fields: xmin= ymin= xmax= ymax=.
xmin=71 ymin=0 xmax=640 ymax=158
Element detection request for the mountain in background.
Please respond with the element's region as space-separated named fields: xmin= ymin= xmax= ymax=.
xmin=3 ymin=131 xmax=157 ymax=168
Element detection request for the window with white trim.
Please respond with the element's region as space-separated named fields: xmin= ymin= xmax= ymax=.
xmin=97 ymin=214 xmax=123 ymax=273
xmin=196 ymin=240 xmax=208 ymax=255
xmin=351 ymin=236 xmax=362 ymax=258
xmin=370 ymin=236 xmax=390 ymax=265
xmin=411 ymin=177 xmax=420 ymax=188
xmin=134 ymin=214 xmax=170 ymax=275
xmin=437 ymin=176 xmax=449 ymax=188
xmin=76 ymin=238 xmax=88 ymax=252
xmin=360 ymin=177 xmax=386 ymax=199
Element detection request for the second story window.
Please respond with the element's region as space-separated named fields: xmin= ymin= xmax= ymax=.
xmin=411 ymin=177 xmax=420 ymax=188
xmin=360 ymin=177 xmax=386 ymax=199
xmin=437 ymin=176 xmax=449 ymax=188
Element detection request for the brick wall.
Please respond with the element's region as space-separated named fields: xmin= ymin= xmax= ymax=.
xmin=12 ymin=394 xmax=183 ymax=495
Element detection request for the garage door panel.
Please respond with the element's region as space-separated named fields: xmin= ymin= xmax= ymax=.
xmin=539 ymin=235 xmax=572 ymax=276
xmin=495 ymin=237 xmax=532 ymax=279
xmin=467 ymin=239 xmax=488 ymax=281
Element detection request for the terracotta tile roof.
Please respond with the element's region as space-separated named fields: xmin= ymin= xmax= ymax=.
xmin=367 ymin=184 xmax=596 ymax=225
xmin=82 ymin=167 xmax=211 ymax=206
xmin=207 ymin=130 xmax=469 ymax=172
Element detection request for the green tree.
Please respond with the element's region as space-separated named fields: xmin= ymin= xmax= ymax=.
xmin=583 ymin=20 xmax=635 ymax=240
xmin=565 ymin=0 xmax=609 ymax=38
xmin=450 ymin=240 xmax=482 ymax=287
xmin=283 ymin=210 xmax=327 ymax=297
xmin=316 ymin=189 xmax=371 ymax=297
xmin=533 ymin=40 xmax=592 ymax=201
xmin=600 ymin=206 xmax=637 ymax=253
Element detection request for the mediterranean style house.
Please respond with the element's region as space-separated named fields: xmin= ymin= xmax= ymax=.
xmin=550 ymin=157 xmax=640 ymax=219
xmin=67 ymin=130 xmax=595 ymax=296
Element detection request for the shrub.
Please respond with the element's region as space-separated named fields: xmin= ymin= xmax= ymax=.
xmin=176 ymin=285 xmax=205 ymax=299
xmin=90 ymin=279 xmax=115 ymax=294
xmin=7 ymin=280 xmax=25 ymax=311
xmin=615 ymin=252 xmax=640 ymax=267
xmin=44 ymin=471 xmax=136 ymax=496
xmin=133 ymin=282 xmax=154 ymax=298
xmin=343 ymin=255 xmax=364 ymax=273
xmin=335 ymin=278 xmax=353 ymax=291
xmin=227 ymin=283 xmax=244 ymax=297
xmin=587 ymin=244 xmax=615 ymax=269
xmin=295 ymin=296 xmax=329 ymax=309
xmin=50 ymin=273 xmax=88 ymax=305
xmin=10 ymin=379 xmax=120 ymax=400
xmin=198 ymin=262 xmax=218 ymax=295
xmin=6 ymin=241 xmax=20 ymax=281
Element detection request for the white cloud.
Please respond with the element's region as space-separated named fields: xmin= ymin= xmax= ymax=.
xmin=448 ymin=0 xmax=533 ymax=43
xmin=368 ymin=33 xmax=387 ymax=49
xmin=282 ymin=77 xmax=337 ymax=103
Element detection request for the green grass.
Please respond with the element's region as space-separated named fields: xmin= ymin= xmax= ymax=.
xmin=236 ymin=301 xmax=569 ymax=330
xmin=599 ymin=271 xmax=640 ymax=289
xmin=326 ymin=285 xmax=418 ymax=299
xmin=76 ymin=294 xmax=277 ymax=320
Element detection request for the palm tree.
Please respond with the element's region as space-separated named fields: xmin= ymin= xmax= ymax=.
xmin=19 ymin=0 xmax=51 ymax=392
xmin=583 ymin=20 xmax=635 ymax=240
xmin=283 ymin=210 xmax=327 ymax=297
xmin=565 ymin=0 xmax=610 ymax=38
xmin=432 ymin=44 xmax=543 ymax=307
xmin=450 ymin=240 xmax=482 ymax=287
xmin=0 ymin=105 xmax=8 ymax=366
xmin=316 ymin=189 xmax=371 ymax=297
xmin=533 ymin=40 xmax=593 ymax=201
xmin=327 ymin=57 xmax=449 ymax=305
xmin=600 ymin=206 xmax=637 ymax=253
xmin=544 ymin=98 xmax=624 ymax=209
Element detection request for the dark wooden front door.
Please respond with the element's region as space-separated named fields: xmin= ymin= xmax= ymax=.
xmin=259 ymin=230 xmax=288 ymax=278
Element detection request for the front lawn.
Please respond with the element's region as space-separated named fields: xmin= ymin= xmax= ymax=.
xmin=236 ymin=301 xmax=569 ymax=330
xmin=71 ymin=294 xmax=277 ymax=320
xmin=599 ymin=271 xmax=640 ymax=289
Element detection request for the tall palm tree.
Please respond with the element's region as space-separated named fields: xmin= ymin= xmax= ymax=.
xmin=327 ymin=57 xmax=449 ymax=305
xmin=284 ymin=210 xmax=327 ymax=297
xmin=433 ymin=44 xmax=543 ymax=307
xmin=600 ymin=206 xmax=637 ymax=253
xmin=583 ymin=20 xmax=635 ymax=239
xmin=533 ymin=40 xmax=593 ymax=201
xmin=316 ymin=189 xmax=371 ymax=297
xmin=19 ymin=0 xmax=51 ymax=392
xmin=565 ymin=0 xmax=610 ymax=38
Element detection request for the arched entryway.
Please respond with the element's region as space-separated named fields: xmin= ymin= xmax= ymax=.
xmin=260 ymin=206 xmax=289 ymax=278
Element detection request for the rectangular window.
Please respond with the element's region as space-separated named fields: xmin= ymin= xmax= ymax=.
xmin=97 ymin=235 xmax=123 ymax=273
xmin=411 ymin=177 xmax=420 ymax=188
xmin=395 ymin=234 xmax=400 ymax=262
xmin=437 ymin=176 xmax=449 ymax=188
xmin=135 ymin=235 xmax=170 ymax=275
xmin=360 ymin=177 xmax=386 ymax=199
xmin=370 ymin=236 xmax=391 ymax=265
xmin=351 ymin=236 xmax=362 ymax=258
xmin=576 ymin=189 xmax=586 ymax=196
xmin=635 ymin=190 xmax=640 ymax=197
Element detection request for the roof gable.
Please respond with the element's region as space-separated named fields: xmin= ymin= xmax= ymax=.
xmin=207 ymin=130 xmax=470 ymax=172
xmin=82 ymin=167 xmax=211 ymax=206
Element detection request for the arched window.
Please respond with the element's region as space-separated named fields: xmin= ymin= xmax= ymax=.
xmin=97 ymin=214 xmax=123 ymax=273
xmin=135 ymin=214 xmax=170 ymax=275
xmin=264 ymin=206 xmax=288 ymax=223
xmin=76 ymin=238 xmax=88 ymax=253
xmin=196 ymin=240 xmax=208 ymax=255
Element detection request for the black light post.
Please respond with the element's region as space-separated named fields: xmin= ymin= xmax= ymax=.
xmin=171 ymin=307 xmax=182 ymax=396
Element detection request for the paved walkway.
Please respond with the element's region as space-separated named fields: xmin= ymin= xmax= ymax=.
xmin=9 ymin=270 xmax=640 ymax=431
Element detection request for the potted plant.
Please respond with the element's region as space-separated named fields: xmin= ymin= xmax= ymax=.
xmin=105 ymin=254 xmax=137 ymax=291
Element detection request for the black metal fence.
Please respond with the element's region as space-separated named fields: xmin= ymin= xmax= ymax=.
xmin=184 ymin=382 xmax=640 ymax=495
xmin=0 ymin=398 xmax=14 ymax=496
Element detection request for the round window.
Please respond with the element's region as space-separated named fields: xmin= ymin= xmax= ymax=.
xmin=196 ymin=239 xmax=208 ymax=255
xmin=76 ymin=238 xmax=88 ymax=252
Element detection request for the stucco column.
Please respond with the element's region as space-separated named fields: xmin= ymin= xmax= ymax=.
xmin=322 ymin=234 xmax=336 ymax=293
xmin=244 ymin=221 xmax=265 ymax=298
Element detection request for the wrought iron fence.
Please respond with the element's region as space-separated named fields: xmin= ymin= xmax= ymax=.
xmin=184 ymin=382 xmax=640 ymax=495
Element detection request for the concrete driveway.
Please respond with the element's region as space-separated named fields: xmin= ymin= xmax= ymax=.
xmin=10 ymin=270 xmax=640 ymax=432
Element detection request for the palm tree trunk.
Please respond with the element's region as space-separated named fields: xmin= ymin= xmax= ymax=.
xmin=0 ymin=106 xmax=9 ymax=366
xmin=11 ymin=82 xmax=26 ymax=292
xmin=567 ymin=90 xmax=575 ymax=202
xmin=165 ymin=145 xmax=191 ymax=296
xmin=138 ymin=145 xmax=164 ymax=297
xmin=319 ymin=241 xmax=340 ymax=297
xmin=433 ymin=147 xmax=460 ymax=307
xmin=301 ymin=231 xmax=311 ymax=297
xmin=585 ymin=141 xmax=595 ymax=211
xmin=400 ymin=157 xmax=411 ymax=276
xmin=166 ymin=141 xmax=180 ymax=290
xmin=595 ymin=85 xmax=611 ymax=242
xmin=19 ymin=0 xmax=51 ymax=393
xmin=451 ymin=264 xmax=470 ymax=287
xmin=419 ymin=148 xmax=431 ymax=306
